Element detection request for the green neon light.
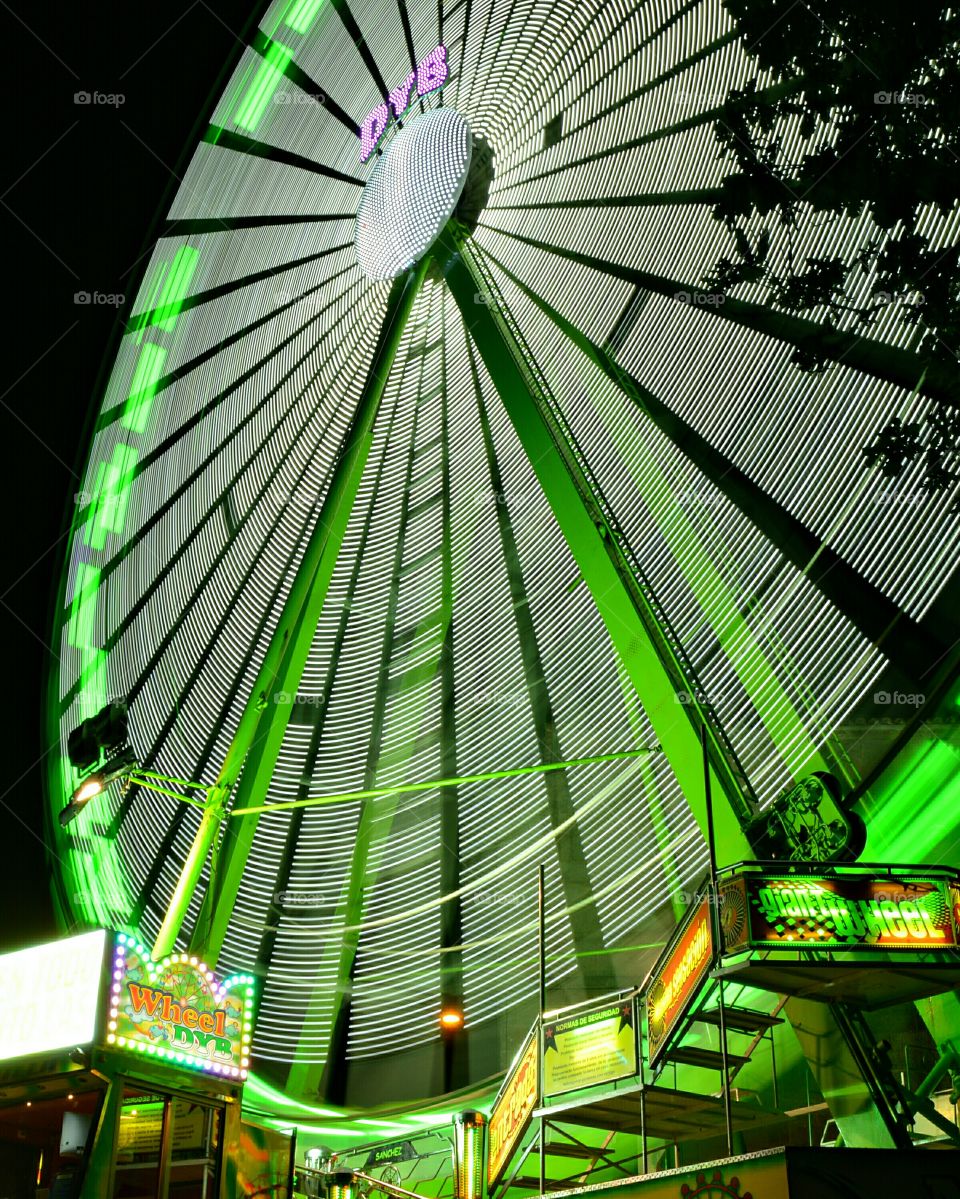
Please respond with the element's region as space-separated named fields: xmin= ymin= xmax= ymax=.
xmin=283 ymin=0 xmax=324 ymax=34
xmin=234 ymin=42 xmax=293 ymax=133
xmin=242 ymin=1071 xmax=491 ymax=1139
xmin=122 ymin=343 xmax=168 ymax=435
xmin=67 ymin=563 xmax=101 ymax=651
xmin=864 ymin=739 xmax=960 ymax=862
xmin=133 ymin=246 xmax=200 ymax=341
xmin=73 ymin=648 xmax=108 ymax=714
xmin=83 ymin=443 xmax=139 ymax=550
xmin=233 ymin=747 xmax=660 ymax=817
xmin=153 ymin=245 xmax=199 ymax=331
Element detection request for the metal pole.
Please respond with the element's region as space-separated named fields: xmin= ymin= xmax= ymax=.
xmin=538 ymin=863 xmax=546 ymax=1198
xmin=538 ymin=864 xmax=546 ymax=1016
xmin=703 ymin=725 xmax=733 ymax=1157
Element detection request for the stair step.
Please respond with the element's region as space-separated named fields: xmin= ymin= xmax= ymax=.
xmin=664 ymin=1045 xmax=751 ymax=1070
xmin=543 ymin=1144 xmax=598 ymax=1159
xmin=693 ymin=1006 xmax=784 ymax=1033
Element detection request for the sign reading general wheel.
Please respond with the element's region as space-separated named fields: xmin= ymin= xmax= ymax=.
xmin=720 ymin=872 xmax=960 ymax=952
xmin=487 ymin=1031 xmax=538 ymax=1188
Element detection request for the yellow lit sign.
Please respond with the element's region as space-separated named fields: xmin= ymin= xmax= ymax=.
xmin=487 ymin=1033 xmax=538 ymax=1187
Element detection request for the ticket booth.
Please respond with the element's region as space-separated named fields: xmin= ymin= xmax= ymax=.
xmin=0 ymin=929 xmax=292 ymax=1198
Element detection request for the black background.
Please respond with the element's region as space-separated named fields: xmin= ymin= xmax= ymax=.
xmin=2 ymin=1 xmax=261 ymax=950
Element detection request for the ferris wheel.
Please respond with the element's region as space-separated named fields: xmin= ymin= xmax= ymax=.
xmin=49 ymin=0 xmax=960 ymax=1109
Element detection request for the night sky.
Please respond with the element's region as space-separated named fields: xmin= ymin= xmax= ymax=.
xmin=3 ymin=1 xmax=259 ymax=951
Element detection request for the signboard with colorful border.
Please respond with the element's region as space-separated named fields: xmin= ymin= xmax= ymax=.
xmin=645 ymin=897 xmax=713 ymax=1067
xmin=487 ymin=1031 xmax=538 ymax=1189
xmin=720 ymin=873 xmax=960 ymax=953
xmin=543 ymin=1000 xmax=637 ymax=1098
xmin=106 ymin=933 xmax=254 ymax=1080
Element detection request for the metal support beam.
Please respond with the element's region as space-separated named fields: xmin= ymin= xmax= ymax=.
xmin=439 ymin=229 xmax=750 ymax=864
xmin=438 ymin=227 xmax=899 ymax=1151
xmin=151 ymin=260 xmax=429 ymax=962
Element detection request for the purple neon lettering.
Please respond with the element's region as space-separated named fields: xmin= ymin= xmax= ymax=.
xmin=417 ymin=44 xmax=448 ymax=96
xmin=360 ymin=103 xmax=390 ymax=162
xmin=389 ymin=71 xmax=416 ymax=118
xmin=358 ymin=45 xmax=448 ymax=160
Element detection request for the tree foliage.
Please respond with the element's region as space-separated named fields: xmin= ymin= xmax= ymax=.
xmin=706 ymin=2 xmax=960 ymax=497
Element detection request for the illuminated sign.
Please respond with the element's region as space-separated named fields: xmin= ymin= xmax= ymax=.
xmin=0 ymin=929 xmax=107 ymax=1062
xmin=364 ymin=1140 xmax=416 ymax=1169
xmin=721 ymin=873 xmax=960 ymax=952
xmin=107 ymin=934 xmax=255 ymax=1079
xmin=645 ymin=897 xmax=713 ymax=1066
xmin=543 ymin=1001 xmax=636 ymax=1098
xmin=360 ymin=45 xmax=449 ymax=161
xmin=487 ymin=1032 xmax=538 ymax=1187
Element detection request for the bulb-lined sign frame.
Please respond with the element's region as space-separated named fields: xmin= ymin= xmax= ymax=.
xmin=106 ymin=934 xmax=255 ymax=1080
xmin=720 ymin=870 xmax=960 ymax=953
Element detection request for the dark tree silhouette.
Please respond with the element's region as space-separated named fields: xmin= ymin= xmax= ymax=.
xmin=705 ymin=2 xmax=960 ymax=499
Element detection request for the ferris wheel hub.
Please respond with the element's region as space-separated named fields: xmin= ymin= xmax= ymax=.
xmin=355 ymin=108 xmax=473 ymax=281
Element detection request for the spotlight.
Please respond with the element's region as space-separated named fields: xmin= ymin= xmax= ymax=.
xmin=67 ymin=701 xmax=128 ymax=772
xmin=60 ymin=746 xmax=137 ymax=827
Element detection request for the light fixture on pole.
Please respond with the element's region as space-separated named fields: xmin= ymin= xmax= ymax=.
xmin=60 ymin=745 xmax=138 ymax=826
xmin=61 ymin=700 xmax=216 ymax=828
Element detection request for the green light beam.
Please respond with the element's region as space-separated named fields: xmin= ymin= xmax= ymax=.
xmin=231 ymin=747 xmax=662 ymax=817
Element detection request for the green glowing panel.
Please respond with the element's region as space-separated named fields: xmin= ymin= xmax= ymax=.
xmin=67 ymin=563 xmax=100 ymax=651
xmin=83 ymin=444 xmax=139 ymax=551
xmin=134 ymin=246 xmax=200 ymax=340
xmin=153 ymin=245 xmax=199 ymax=332
xmin=283 ymin=0 xmax=324 ymax=34
xmin=234 ymin=42 xmax=293 ymax=132
xmin=75 ymin=648 xmax=108 ymax=715
xmin=0 ymin=930 xmax=107 ymax=1061
xmin=864 ymin=741 xmax=960 ymax=863
xmin=122 ymin=343 xmax=168 ymax=434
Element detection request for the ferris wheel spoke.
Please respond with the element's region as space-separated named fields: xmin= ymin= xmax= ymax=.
xmin=395 ymin=0 xmax=419 ymax=73
xmin=473 ymin=239 xmax=947 ymax=680
xmin=161 ymin=212 xmax=355 ymax=237
xmin=487 ymin=188 xmax=720 ymax=212
xmin=123 ymin=241 xmax=354 ymax=338
xmin=97 ymin=256 xmax=356 ymax=431
xmin=204 ymin=125 xmax=366 ymax=185
xmin=494 ymin=33 xmax=739 ymax=187
xmin=477 ymin=219 xmax=958 ymax=404
xmin=330 ymin=0 xmax=391 ymax=98
xmin=249 ymin=27 xmax=361 ymax=134
xmin=60 ymin=273 xmax=371 ymax=719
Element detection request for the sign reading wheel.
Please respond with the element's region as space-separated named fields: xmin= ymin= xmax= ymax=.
xmin=487 ymin=1031 xmax=538 ymax=1188
xmin=107 ymin=934 xmax=255 ymax=1080
xmin=645 ymin=897 xmax=713 ymax=1067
